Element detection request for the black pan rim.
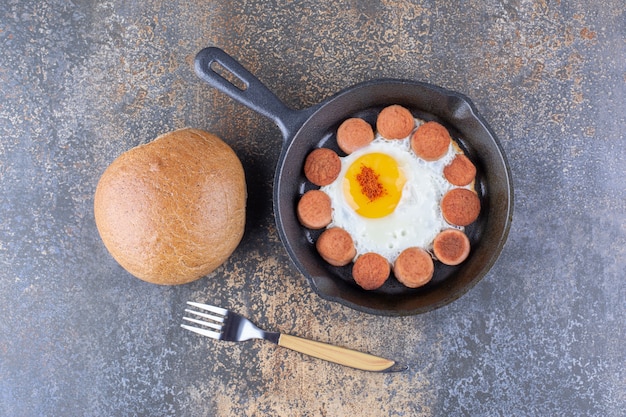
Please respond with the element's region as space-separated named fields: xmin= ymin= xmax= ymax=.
xmin=272 ymin=79 xmax=514 ymax=316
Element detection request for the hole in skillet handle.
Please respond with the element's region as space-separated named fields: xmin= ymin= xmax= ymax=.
xmin=210 ymin=61 xmax=248 ymax=91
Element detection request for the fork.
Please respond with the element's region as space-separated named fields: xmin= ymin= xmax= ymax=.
xmin=182 ymin=301 xmax=406 ymax=372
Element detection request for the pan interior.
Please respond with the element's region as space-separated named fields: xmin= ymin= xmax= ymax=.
xmin=274 ymin=80 xmax=512 ymax=316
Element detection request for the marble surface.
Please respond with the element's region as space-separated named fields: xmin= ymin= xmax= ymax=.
xmin=1 ymin=1 xmax=624 ymax=415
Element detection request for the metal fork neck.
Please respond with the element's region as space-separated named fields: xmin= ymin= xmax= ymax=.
xmin=263 ymin=331 xmax=280 ymax=344
xmin=233 ymin=317 xmax=280 ymax=344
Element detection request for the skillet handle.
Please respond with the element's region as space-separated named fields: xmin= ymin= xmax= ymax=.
xmin=194 ymin=47 xmax=309 ymax=140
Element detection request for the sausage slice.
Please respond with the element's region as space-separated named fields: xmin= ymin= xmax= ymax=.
xmin=297 ymin=190 xmax=332 ymax=229
xmin=433 ymin=229 xmax=471 ymax=265
xmin=337 ymin=118 xmax=375 ymax=154
xmin=376 ymin=105 xmax=415 ymax=139
xmin=352 ymin=252 xmax=390 ymax=290
xmin=393 ymin=247 xmax=434 ymax=288
xmin=443 ymin=154 xmax=476 ymax=186
xmin=440 ymin=188 xmax=481 ymax=226
xmin=316 ymin=227 xmax=356 ymax=267
xmin=303 ymin=148 xmax=341 ymax=186
xmin=411 ymin=121 xmax=451 ymax=161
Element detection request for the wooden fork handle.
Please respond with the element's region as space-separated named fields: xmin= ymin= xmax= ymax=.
xmin=278 ymin=334 xmax=398 ymax=372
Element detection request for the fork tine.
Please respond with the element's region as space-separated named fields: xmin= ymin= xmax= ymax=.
xmin=184 ymin=309 xmax=225 ymax=325
xmin=186 ymin=301 xmax=228 ymax=316
xmin=181 ymin=324 xmax=222 ymax=339
xmin=182 ymin=301 xmax=228 ymax=340
xmin=182 ymin=316 xmax=222 ymax=330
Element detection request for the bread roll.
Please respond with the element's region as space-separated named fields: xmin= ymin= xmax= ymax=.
xmin=94 ymin=128 xmax=246 ymax=285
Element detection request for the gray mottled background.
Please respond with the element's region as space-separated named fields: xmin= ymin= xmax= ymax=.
xmin=1 ymin=1 xmax=624 ymax=416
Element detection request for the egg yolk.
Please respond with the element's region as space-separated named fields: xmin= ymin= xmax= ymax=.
xmin=343 ymin=152 xmax=406 ymax=218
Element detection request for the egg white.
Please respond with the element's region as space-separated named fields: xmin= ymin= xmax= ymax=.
xmin=321 ymin=135 xmax=457 ymax=263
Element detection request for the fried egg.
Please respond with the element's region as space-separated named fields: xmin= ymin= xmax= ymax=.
xmin=321 ymin=135 xmax=456 ymax=263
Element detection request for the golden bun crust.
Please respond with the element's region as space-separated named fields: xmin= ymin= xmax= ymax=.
xmin=94 ymin=128 xmax=246 ymax=285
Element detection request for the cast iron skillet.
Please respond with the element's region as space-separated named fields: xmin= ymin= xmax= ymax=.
xmin=195 ymin=47 xmax=513 ymax=316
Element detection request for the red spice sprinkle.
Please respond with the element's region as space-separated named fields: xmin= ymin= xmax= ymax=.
xmin=356 ymin=165 xmax=386 ymax=201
